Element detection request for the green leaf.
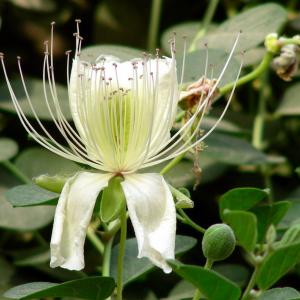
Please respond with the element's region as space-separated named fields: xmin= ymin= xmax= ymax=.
xmin=177 ymin=49 xmax=240 ymax=86
xmin=213 ymin=263 xmax=250 ymax=288
xmin=219 ymin=187 xmax=268 ymax=217
xmin=276 ymin=83 xmax=300 ymax=116
xmin=0 ymin=79 xmax=71 ymax=120
xmin=201 ymin=117 xmax=244 ymax=135
xmin=13 ymin=247 xmax=50 ymax=266
xmin=5 ymin=184 xmax=58 ymax=207
xmin=0 ymin=138 xmax=18 ymax=161
xmin=279 ymin=199 xmax=300 ymax=230
xmin=166 ymin=280 xmax=195 ymax=300
xmin=168 ymin=260 xmax=241 ymax=300
xmin=252 ymin=201 xmax=291 ymax=242
xmin=80 ymin=45 xmax=143 ymax=63
xmin=0 ymin=187 xmax=55 ymax=231
xmin=169 ymin=185 xmax=194 ymax=209
xmin=196 ymin=3 xmax=287 ymax=52
xmin=205 ymin=133 xmax=269 ymax=165
xmin=223 ymin=210 xmax=257 ymax=252
xmin=111 ymin=235 xmax=197 ymax=285
xmin=161 ymin=22 xmax=217 ymax=54
xmin=257 ymin=242 xmax=300 ymax=289
xmin=257 ymin=288 xmax=300 ymax=300
xmin=100 ymin=176 xmax=126 ymax=223
xmin=278 ymin=223 xmax=300 ymax=246
xmin=3 ymin=277 xmax=115 ymax=300
xmin=239 ymin=47 xmax=266 ymax=67
xmin=146 ymin=156 xmax=228 ymax=187
xmin=15 ymin=147 xmax=82 ymax=178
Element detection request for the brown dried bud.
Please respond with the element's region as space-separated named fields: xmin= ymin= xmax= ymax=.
xmin=179 ymin=77 xmax=219 ymax=111
xmin=272 ymin=44 xmax=299 ymax=81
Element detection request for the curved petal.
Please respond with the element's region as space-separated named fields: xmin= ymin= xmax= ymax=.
xmin=50 ymin=171 xmax=111 ymax=270
xmin=121 ymin=173 xmax=176 ymax=273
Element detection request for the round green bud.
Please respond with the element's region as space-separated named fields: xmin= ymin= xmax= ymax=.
xmin=202 ymin=223 xmax=236 ymax=262
xmin=264 ymin=33 xmax=280 ymax=54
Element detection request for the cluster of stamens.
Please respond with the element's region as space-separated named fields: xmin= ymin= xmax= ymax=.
xmin=0 ymin=20 xmax=243 ymax=174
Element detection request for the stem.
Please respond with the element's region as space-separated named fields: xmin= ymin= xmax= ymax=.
xmin=102 ymin=237 xmax=114 ymax=277
xmin=280 ymin=38 xmax=300 ymax=47
xmin=204 ymin=258 xmax=213 ymax=269
xmin=219 ymin=52 xmax=274 ymax=96
xmin=160 ymin=152 xmax=186 ymax=175
xmin=193 ymin=258 xmax=214 ymax=300
xmin=192 ymin=289 xmax=202 ymax=300
xmin=116 ymin=206 xmax=127 ymax=300
xmin=241 ymin=265 xmax=260 ymax=300
xmin=147 ymin=0 xmax=163 ymax=52
xmin=251 ymin=71 xmax=269 ymax=150
xmin=189 ymin=0 xmax=220 ymax=52
xmin=177 ymin=208 xmax=205 ymax=234
xmin=87 ymin=226 xmax=105 ymax=255
xmin=251 ymin=68 xmax=274 ymax=200
xmin=1 ymin=160 xmax=31 ymax=183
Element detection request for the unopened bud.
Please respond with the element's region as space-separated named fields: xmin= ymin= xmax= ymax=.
xmin=279 ymin=223 xmax=300 ymax=246
xmin=265 ymin=33 xmax=280 ymax=54
xmin=266 ymin=225 xmax=276 ymax=245
xmin=202 ymin=223 xmax=236 ymax=262
xmin=34 ymin=174 xmax=69 ymax=193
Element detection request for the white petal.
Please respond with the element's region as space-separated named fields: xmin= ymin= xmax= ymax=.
xmin=121 ymin=173 xmax=176 ymax=273
xmin=69 ymin=59 xmax=85 ymax=139
xmin=50 ymin=171 xmax=111 ymax=270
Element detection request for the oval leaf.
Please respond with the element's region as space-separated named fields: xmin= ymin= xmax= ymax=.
xmin=3 ymin=277 xmax=115 ymax=300
xmin=257 ymin=242 xmax=300 ymax=289
xmin=205 ymin=133 xmax=269 ymax=165
xmin=196 ymin=3 xmax=287 ymax=52
xmin=223 ymin=210 xmax=257 ymax=252
xmin=15 ymin=147 xmax=82 ymax=178
xmin=219 ymin=187 xmax=268 ymax=217
xmin=251 ymin=201 xmax=291 ymax=242
xmin=276 ymin=83 xmax=300 ymax=116
xmin=213 ymin=263 xmax=250 ymax=288
xmin=0 ymin=79 xmax=71 ymax=120
xmin=161 ymin=22 xmax=200 ymax=54
xmin=168 ymin=260 xmax=241 ymax=300
xmin=111 ymin=235 xmax=197 ymax=285
xmin=177 ymin=49 xmax=240 ymax=86
xmin=0 ymin=187 xmax=55 ymax=231
xmin=257 ymin=288 xmax=300 ymax=300
xmin=0 ymin=138 xmax=18 ymax=161
xmin=5 ymin=184 xmax=58 ymax=207
xmin=80 ymin=45 xmax=143 ymax=63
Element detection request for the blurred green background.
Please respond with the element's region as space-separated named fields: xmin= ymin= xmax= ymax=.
xmin=0 ymin=0 xmax=300 ymax=299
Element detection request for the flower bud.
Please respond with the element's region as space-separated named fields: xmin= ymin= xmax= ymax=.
xmin=265 ymin=33 xmax=280 ymax=54
xmin=202 ymin=223 xmax=236 ymax=262
xmin=279 ymin=223 xmax=300 ymax=246
xmin=34 ymin=174 xmax=69 ymax=193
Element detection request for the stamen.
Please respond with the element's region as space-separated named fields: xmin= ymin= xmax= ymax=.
xmin=180 ymin=35 xmax=187 ymax=86
xmin=142 ymin=32 xmax=242 ymax=167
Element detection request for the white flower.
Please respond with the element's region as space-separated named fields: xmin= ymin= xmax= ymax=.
xmin=0 ymin=21 xmax=241 ymax=273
